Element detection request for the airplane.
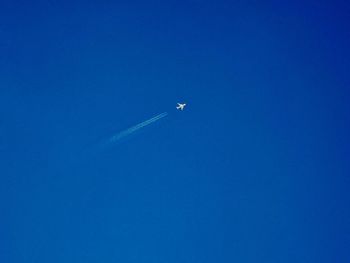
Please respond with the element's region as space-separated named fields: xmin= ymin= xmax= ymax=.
xmin=176 ymin=103 xmax=186 ymax=110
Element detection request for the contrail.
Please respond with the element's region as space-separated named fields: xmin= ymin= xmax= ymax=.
xmin=99 ymin=112 xmax=168 ymax=149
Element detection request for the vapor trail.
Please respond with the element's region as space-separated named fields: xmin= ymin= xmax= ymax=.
xmin=100 ymin=112 xmax=168 ymax=149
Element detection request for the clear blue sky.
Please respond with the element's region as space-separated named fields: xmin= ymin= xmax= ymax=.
xmin=1 ymin=0 xmax=350 ymax=262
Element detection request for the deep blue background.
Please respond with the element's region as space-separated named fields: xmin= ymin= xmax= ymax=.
xmin=1 ymin=0 xmax=350 ymax=262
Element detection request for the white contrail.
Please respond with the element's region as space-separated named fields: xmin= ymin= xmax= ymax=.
xmin=100 ymin=112 xmax=168 ymax=148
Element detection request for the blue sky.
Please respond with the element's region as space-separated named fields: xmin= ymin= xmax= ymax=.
xmin=1 ymin=0 xmax=350 ymax=262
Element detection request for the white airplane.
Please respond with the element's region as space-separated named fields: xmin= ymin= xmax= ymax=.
xmin=176 ymin=103 xmax=186 ymax=110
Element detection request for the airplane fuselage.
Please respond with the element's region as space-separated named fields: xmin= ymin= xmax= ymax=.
xmin=176 ymin=103 xmax=186 ymax=110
